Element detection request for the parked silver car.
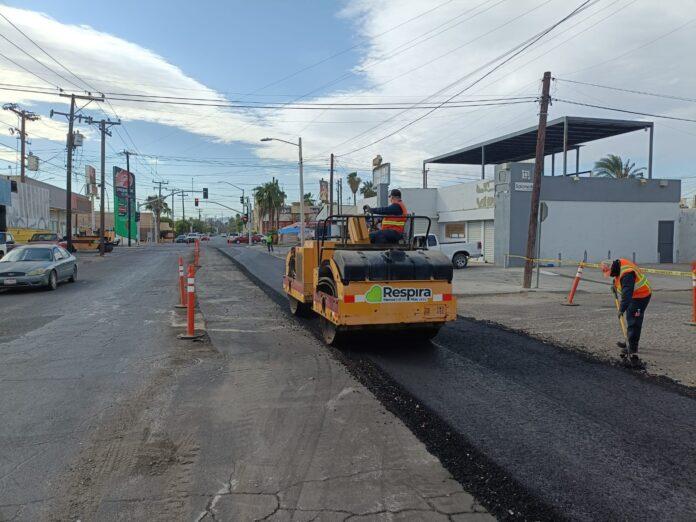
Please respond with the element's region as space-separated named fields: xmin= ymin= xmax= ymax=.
xmin=0 ymin=245 xmax=77 ymax=290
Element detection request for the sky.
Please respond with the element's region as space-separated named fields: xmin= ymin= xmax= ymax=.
xmin=1 ymin=0 xmax=695 ymax=219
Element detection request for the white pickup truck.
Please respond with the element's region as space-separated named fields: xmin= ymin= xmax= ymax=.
xmin=414 ymin=233 xmax=482 ymax=269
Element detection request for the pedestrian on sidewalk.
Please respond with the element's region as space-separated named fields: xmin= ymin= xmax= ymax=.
xmin=601 ymin=258 xmax=652 ymax=359
xmin=265 ymin=232 xmax=274 ymax=253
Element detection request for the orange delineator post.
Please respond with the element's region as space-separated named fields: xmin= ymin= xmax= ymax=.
xmin=562 ymin=261 xmax=584 ymax=306
xmin=690 ymin=261 xmax=696 ymax=325
xmin=178 ymin=256 xmax=187 ymax=307
xmin=186 ymin=264 xmax=195 ymax=337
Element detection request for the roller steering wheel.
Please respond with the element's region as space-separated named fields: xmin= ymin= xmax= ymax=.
xmin=363 ymin=208 xmax=379 ymax=232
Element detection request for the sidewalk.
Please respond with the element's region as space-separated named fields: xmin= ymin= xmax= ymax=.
xmin=194 ymin=247 xmax=494 ymax=521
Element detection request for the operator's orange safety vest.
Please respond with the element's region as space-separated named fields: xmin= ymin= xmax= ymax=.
xmin=381 ymin=200 xmax=408 ymax=233
xmin=614 ymin=258 xmax=651 ymax=299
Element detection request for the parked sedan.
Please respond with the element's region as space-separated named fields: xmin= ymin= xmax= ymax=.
xmin=175 ymin=234 xmax=188 ymax=243
xmin=0 ymin=245 xmax=77 ymax=290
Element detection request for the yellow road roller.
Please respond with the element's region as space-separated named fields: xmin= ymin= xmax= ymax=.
xmin=283 ymin=213 xmax=457 ymax=344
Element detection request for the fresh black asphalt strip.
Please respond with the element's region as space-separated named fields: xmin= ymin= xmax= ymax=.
xmin=216 ymin=246 xmax=696 ymax=521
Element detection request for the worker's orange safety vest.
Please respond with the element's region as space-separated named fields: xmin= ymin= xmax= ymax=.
xmin=614 ymin=258 xmax=651 ymax=299
xmin=381 ymin=201 xmax=408 ymax=233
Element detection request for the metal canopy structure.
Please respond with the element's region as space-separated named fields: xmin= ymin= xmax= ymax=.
xmin=423 ymin=116 xmax=654 ymax=184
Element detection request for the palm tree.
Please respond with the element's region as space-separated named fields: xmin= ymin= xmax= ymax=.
xmin=304 ymin=193 xmax=316 ymax=206
xmin=593 ymin=154 xmax=645 ymax=179
xmin=254 ymin=179 xmax=286 ymax=232
xmin=347 ymin=172 xmax=361 ymax=205
xmin=360 ymin=180 xmax=376 ymax=198
xmin=145 ymin=195 xmax=170 ymax=242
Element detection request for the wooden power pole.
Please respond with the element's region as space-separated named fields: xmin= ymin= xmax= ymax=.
xmin=2 ymin=104 xmax=39 ymax=183
xmin=523 ymin=71 xmax=552 ymax=289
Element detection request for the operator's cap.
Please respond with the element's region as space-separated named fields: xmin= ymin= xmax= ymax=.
xmin=389 ymin=188 xmax=401 ymax=198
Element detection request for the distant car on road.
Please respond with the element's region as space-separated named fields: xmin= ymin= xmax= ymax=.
xmin=175 ymin=234 xmax=188 ymax=243
xmin=0 ymin=232 xmax=16 ymax=260
xmin=201 ymin=235 xmax=210 ymax=241
xmin=0 ymin=244 xmax=77 ymax=290
xmin=232 ymin=234 xmax=262 ymax=244
xmin=186 ymin=233 xmax=201 ymax=243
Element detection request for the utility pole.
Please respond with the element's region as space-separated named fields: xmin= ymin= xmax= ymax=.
xmin=80 ymin=116 xmax=120 ymax=256
xmin=50 ymin=92 xmax=104 ymax=252
xmin=523 ymin=71 xmax=552 ymax=289
xmin=153 ymin=180 xmax=169 ymax=243
xmin=181 ymin=191 xmax=187 ymax=223
xmin=247 ymin=196 xmax=251 ymax=244
xmin=329 ymin=153 xmax=334 ymax=216
xmin=3 ymin=104 xmax=39 ymax=184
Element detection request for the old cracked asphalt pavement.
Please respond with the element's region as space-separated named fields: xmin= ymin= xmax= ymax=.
xmin=0 ymin=245 xmax=194 ymax=520
xmin=2 ymin=240 xmax=695 ymax=521
xmin=0 ymin=243 xmax=493 ymax=521
xmin=219 ymin=243 xmax=696 ymax=521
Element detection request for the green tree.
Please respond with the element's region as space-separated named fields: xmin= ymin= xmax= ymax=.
xmin=360 ymin=180 xmax=376 ymax=198
xmin=174 ymin=219 xmax=190 ymax=236
xmin=347 ymin=172 xmax=361 ymax=205
xmin=254 ymin=179 xmax=286 ymax=231
xmin=304 ymin=192 xmax=316 ymax=206
xmin=593 ymin=154 xmax=645 ymax=179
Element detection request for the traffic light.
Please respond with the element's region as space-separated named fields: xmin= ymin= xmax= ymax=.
xmin=195 ymin=197 xmax=199 ymax=207
xmin=240 ymin=196 xmax=244 ymax=204
xmin=203 ymin=187 xmax=208 ymax=199
xmin=242 ymin=215 xmax=248 ymax=223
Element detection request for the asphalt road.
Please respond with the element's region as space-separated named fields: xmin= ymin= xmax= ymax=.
xmin=0 ymin=244 xmax=190 ymax=521
xmin=219 ymin=243 xmax=696 ymax=521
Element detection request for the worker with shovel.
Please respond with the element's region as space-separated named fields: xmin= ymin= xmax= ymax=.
xmin=601 ymin=259 xmax=652 ymax=367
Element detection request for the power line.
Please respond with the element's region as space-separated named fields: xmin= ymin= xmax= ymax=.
xmin=553 ymin=98 xmax=696 ymax=123
xmin=555 ymin=78 xmax=696 ymax=104
xmin=334 ymin=0 xmax=596 ymax=157
xmin=0 ymin=49 xmax=58 ymax=87
xmin=0 ymin=8 xmax=97 ymax=91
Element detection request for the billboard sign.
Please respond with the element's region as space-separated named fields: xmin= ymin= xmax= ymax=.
xmin=113 ymin=166 xmax=136 ymax=239
xmin=319 ymin=179 xmax=329 ymax=203
xmin=85 ymin=165 xmax=97 ymax=195
xmin=373 ymin=163 xmax=390 ymax=185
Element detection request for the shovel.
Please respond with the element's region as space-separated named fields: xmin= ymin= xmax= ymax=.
xmin=611 ymin=286 xmax=629 ymax=346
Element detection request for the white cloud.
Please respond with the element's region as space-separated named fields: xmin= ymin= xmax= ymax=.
xmin=1 ymin=1 xmax=695 ymax=190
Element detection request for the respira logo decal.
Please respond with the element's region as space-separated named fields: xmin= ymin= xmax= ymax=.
xmin=364 ymin=285 xmax=432 ymax=303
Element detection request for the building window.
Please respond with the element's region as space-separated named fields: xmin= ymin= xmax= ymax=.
xmin=445 ymin=223 xmax=465 ymax=239
xmin=10 ymin=180 xmax=17 ymax=193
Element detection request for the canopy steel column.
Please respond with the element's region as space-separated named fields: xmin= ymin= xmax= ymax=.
xmin=551 ymin=153 xmax=555 ymax=176
xmin=481 ymin=146 xmax=485 ymax=179
xmin=563 ymin=116 xmax=568 ymax=176
xmin=576 ymin=147 xmax=580 ymax=174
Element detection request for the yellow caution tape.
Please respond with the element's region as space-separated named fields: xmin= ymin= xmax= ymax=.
xmin=505 ymin=254 xmax=693 ymax=278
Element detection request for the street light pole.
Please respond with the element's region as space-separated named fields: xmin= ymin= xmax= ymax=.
xmin=260 ymin=136 xmax=304 ymax=243
xmin=298 ymin=137 xmax=305 ymax=243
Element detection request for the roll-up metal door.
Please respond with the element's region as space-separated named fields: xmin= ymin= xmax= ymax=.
xmin=414 ymin=217 xmax=435 ymax=236
xmin=467 ymin=221 xmax=482 ymax=245
xmin=483 ymin=220 xmax=495 ymax=263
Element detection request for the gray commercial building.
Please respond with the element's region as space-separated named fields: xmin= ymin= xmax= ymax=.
xmin=493 ymin=162 xmax=681 ymax=265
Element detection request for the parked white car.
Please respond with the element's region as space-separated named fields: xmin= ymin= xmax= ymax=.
xmin=0 ymin=231 xmax=16 ymax=260
xmin=414 ymin=233 xmax=482 ymax=269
